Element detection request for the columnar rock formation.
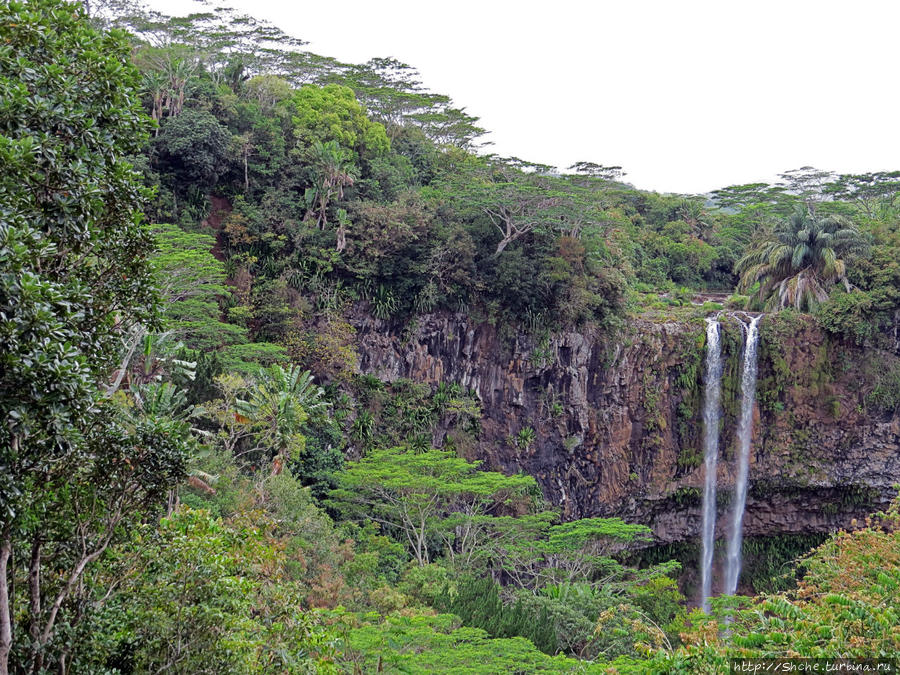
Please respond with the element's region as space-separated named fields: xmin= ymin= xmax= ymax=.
xmin=353 ymin=310 xmax=900 ymax=546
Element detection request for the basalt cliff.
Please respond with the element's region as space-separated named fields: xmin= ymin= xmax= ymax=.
xmin=353 ymin=310 xmax=900 ymax=546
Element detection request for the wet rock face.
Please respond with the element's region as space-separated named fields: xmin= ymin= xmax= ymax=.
xmin=353 ymin=311 xmax=900 ymax=544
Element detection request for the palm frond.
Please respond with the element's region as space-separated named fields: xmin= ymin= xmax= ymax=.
xmin=733 ymin=205 xmax=867 ymax=311
xmin=791 ymin=243 xmax=810 ymax=269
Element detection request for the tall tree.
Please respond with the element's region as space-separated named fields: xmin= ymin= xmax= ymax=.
xmin=443 ymin=157 xmax=601 ymax=257
xmin=735 ymin=207 xmax=869 ymax=310
xmin=336 ymin=58 xmax=441 ymax=136
xmin=327 ymin=446 xmax=534 ymax=566
xmin=824 ymin=171 xmax=900 ymax=219
xmin=777 ymin=166 xmax=835 ymax=214
xmin=568 ymin=161 xmax=626 ymax=181
xmin=410 ymin=104 xmax=488 ymax=149
xmin=0 ymin=2 xmax=188 ymax=670
xmin=334 ymin=57 xmax=487 ymax=149
xmin=292 ymin=83 xmax=390 ymax=161
xmin=306 ymin=140 xmax=357 ymax=231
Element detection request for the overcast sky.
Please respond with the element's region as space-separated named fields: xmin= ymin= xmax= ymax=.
xmin=148 ymin=0 xmax=900 ymax=194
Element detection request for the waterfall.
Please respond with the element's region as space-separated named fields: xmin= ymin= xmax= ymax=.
xmin=723 ymin=315 xmax=761 ymax=596
xmin=700 ymin=317 xmax=724 ymax=613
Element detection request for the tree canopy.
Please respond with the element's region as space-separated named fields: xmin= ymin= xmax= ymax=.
xmin=0 ymin=1 xmax=191 ymax=670
xmin=292 ymin=83 xmax=390 ymax=161
xmin=736 ymin=207 xmax=869 ymax=310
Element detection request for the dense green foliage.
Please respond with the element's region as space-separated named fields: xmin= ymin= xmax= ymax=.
xmin=85 ymin=0 xmax=900 ymax=349
xmin=2 ymin=0 xmax=899 ymax=673
xmin=436 ymin=576 xmax=559 ymax=654
xmin=736 ymin=208 xmax=868 ymax=310
xmin=645 ymin=498 xmax=900 ymax=672
xmin=0 ymin=2 xmax=193 ymax=671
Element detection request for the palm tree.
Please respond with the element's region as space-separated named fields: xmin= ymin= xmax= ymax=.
xmin=237 ymin=365 xmax=329 ymax=465
xmin=735 ymin=207 xmax=869 ymax=310
xmin=677 ymin=198 xmax=712 ymax=237
xmin=306 ymin=140 xmax=356 ymax=230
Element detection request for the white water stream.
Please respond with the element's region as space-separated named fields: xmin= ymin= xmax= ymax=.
xmin=700 ymin=317 xmax=724 ymax=613
xmin=723 ymin=315 xmax=761 ymax=596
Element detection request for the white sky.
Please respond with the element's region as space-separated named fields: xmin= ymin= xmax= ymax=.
xmin=147 ymin=0 xmax=900 ymax=194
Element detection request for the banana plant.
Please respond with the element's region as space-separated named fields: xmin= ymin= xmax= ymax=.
xmin=236 ymin=365 xmax=329 ymax=462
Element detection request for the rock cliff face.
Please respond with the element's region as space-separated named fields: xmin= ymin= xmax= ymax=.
xmin=354 ymin=311 xmax=900 ymax=544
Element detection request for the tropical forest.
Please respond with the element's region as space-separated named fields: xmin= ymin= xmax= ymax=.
xmin=0 ymin=1 xmax=898 ymax=673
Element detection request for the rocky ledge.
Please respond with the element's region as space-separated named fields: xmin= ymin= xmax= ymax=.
xmin=353 ymin=311 xmax=900 ymax=544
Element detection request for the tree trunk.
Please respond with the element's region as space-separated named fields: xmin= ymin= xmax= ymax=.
xmin=28 ymin=538 xmax=41 ymax=671
xmin=486 ymin=212 xmax=525 ymax=258
xmin=317 ymin=190 xmax=329 ymax=230
xmin=105 ymin=325 xmax=144 ymax=396
xmin=0 ymin=533 xmax=12 ymax=675
xmin=493 ymin=236 xmax=512 ymax=257
xmin=243 ymin=144 xmax=250 ymax=191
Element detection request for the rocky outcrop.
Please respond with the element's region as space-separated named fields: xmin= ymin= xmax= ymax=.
xmin=353 ymin=310 xmax=900 ymax=544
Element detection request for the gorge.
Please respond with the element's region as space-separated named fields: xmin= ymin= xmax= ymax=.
xmin=354 ymin=308 xmax=900 ymax=594
xmin=5 ymin=1 xmax=900 ymax=668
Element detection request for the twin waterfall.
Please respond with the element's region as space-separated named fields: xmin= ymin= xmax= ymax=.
xmin=699 ymin=314 xmax=762 ymax=612
xmin=699 ymin=319 xmax=723 ymax=613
